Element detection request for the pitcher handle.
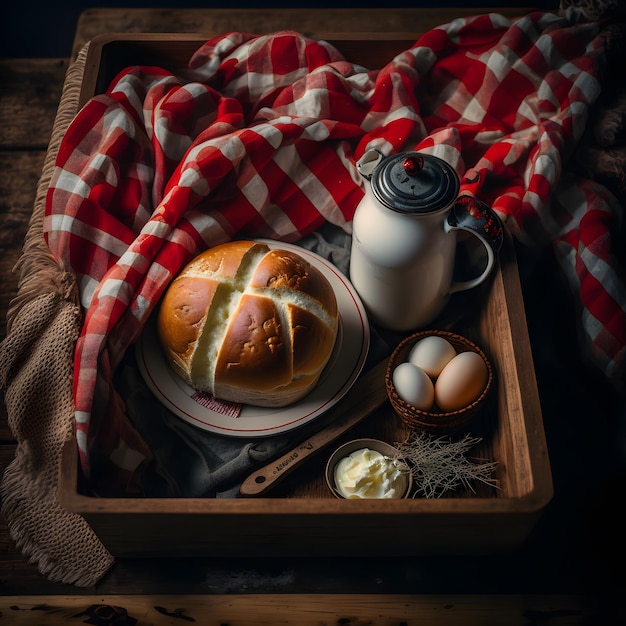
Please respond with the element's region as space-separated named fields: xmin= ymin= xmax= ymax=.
xmin=445 ymin=195 xmax=504 ymax=295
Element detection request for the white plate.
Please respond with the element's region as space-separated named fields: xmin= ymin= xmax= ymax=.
xmin=136 ymin=240 xmax=370 ymax=437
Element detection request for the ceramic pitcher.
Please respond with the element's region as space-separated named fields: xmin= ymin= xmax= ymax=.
xmin=349 ymin=149 xmax=503 ymax=331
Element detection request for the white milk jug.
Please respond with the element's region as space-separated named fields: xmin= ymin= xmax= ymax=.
xmin=349 ymin=150 xmax=503 ymax=331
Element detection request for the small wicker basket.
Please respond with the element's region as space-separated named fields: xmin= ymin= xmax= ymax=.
xmin=385 ymin=330 xmax=494 ymax=435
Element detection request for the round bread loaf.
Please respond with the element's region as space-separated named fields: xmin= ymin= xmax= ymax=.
xmin=157 ymin=240 xmax=339 ymax=407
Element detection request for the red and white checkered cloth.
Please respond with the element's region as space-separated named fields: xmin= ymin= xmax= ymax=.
xmin=44 ymin=11 xmax=625 ymax=490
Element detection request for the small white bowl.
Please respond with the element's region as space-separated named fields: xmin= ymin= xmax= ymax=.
xmin=325 ymin=438 xmax=412 ymax=499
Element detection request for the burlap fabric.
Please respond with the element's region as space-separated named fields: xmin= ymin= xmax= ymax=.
xmin=0 ymin=45 xmax=115 ymax=586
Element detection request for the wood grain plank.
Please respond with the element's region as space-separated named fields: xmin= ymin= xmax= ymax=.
xmin=0 ymin=594 xmax=603 ymax=625
xmin=72 ymin=7 xmax=529 ymax=59
xmin=0 ymin=59 xmax=68 ymax=150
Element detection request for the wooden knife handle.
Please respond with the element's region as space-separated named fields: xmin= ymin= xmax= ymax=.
xmin=239 ymin=358 xmax=389 ymax=497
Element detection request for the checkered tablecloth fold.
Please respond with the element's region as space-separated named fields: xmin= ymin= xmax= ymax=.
xmin=43 ymin=14 xmax=625 ymax=490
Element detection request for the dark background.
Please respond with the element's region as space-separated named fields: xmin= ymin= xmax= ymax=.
xmin=2 ymin=1 xmax=560 ymax=59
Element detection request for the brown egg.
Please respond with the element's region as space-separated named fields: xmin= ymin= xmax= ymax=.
xmin=434 ymin=351 xmax=488 ymax=412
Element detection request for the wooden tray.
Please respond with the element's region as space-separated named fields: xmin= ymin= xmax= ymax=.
xmin=58 ymin=33 xmax=553 ymax=558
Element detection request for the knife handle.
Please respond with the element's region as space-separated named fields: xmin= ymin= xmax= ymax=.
xmin=239 ymin=359 xmax=389 ymax=497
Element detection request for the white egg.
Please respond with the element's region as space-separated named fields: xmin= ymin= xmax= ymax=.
xmin=392 ymin=362 xmax=435 ymax=410
xmin=434 ymin=351 xmax=488 ymax=412
xmin=408 ymin=335 xmax=457 ymax=378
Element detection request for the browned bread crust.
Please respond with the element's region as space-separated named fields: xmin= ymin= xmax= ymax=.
xmin=157 ymin=240 xmax=339 ymax=407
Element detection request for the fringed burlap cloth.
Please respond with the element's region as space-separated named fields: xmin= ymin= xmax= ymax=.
xmin=0 ymin=45 xmax=115 ymax=586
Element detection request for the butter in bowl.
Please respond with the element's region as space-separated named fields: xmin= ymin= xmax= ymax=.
xmin=325 ymin=438 xmax=412 ymax=499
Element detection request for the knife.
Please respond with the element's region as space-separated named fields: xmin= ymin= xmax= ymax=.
xmin=239 ymin=358 xmax=389 ymax=497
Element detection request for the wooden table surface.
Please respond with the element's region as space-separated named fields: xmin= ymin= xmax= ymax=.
xmin=1 ymin=7 xmax=625 ymax=624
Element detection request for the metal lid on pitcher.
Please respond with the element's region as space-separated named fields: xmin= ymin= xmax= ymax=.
xmin=371 ymin=152 xmax=460 ymax=214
